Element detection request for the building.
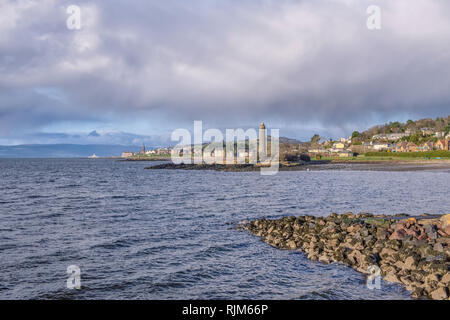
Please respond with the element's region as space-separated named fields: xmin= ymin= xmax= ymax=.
xmin=156 ymin=148 xmax=170 ymax=155
xmin=121 ymin=152 xmax=134 ymax=158
xmin=135 ymin=143 xmax=146 ymax=155
xmin=395 ymin=142 xmax=407 ymax=152
xmin=406 ymin=142 xmax=418 ymax=152
xmin=362 ymin=142 xmax=373 ymax=149
xmin=372 ymin=133 xmax=407 ymax=141
xmin=337 ymin=150 xmax=353 ymax=157
xmin=386 ymin=133 xmax=407 ymax=140
xmin=435 ymin=139 xmax=449 ymax=151
xmin=332 ymin=142 xmax=345 ymax=149
xmin=435 ymin=132 xmax=446 ymax=138
xmin=405 ymin=129 xmax=416 ymax=136
xmin=203 ymin=148 xmax=225 ymax=164
xmin=308 ymin=148 xmax=327 ymax=154
xmin=395 ymin=142 xmax=418 ymax=152
xmin=372 ymin=142 xmax=392 ymax=151
xmin=420 ymin=128 xmax=434 ymax=136
xmin=418 ymin=141 xmax=434 ymax=152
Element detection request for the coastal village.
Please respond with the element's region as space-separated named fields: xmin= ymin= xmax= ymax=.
xmin=121 ymin=117 xmax=450 ymax=161
xmin=307 ymin=127 xmax=450 ymax=158
xmin=121 ymin=145 xmax=171 ymax=159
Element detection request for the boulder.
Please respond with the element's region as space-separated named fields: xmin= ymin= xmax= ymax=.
xmin=433 ymin=243 xmax=444 ymax=252
xmin=411 ymin=287 xmax=424 ymax=298
xmin=389 ymin=229 xmax=407 ymax=240
xmin=286 ymin=240 xmax=297 ymax=250
xmin=440 ymin=214 xmax=450 ymax=228
xmin=307 ymin=252 xmax=318 ymax=261
xmin=403 ymin=256 xmax=418 ymax=270
xmin=400 ymin=276 xmax=414 ymax=286
xmin=441 ymin=273 xmax=450 ymax=285
xmin=318 ymin=254 xmax=331 ymax=264
xmin=442 ymin=226 xmax=450 ymax=236
xmin=425 ymin=273 xmax=440 ymax=284
xmin=384 ymin=272 xmax=401 ymax=284
xmin=376 ymin=229 xmax=389 ymax=240
xmin=430 ymin=287 xmax=448 ymax=300
xmin=423 ymin=224 xmax=438 ymax=240
xmin=380 ymin=247 xmax=396 ymax=259
xmin=393 ymin=261 xmax=404 ymax=269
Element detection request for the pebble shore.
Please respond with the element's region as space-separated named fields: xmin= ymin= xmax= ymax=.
xmin=242 ymin=213 xmax=450 ymax=300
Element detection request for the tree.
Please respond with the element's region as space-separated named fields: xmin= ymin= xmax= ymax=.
xmin=390 ymin=121 xmax=401 ymax=128
xmin=310 ymin=134 xmax=320 ymax=144
xmin=351 ymin=131 xmax=360 ymax=139
xmin=444 ymin=124 xmax=450 ymax=135
xmin=409 ymin=133 xmax=422 ymax=145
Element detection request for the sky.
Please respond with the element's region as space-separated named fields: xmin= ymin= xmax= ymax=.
xmin=1 ymin=0 xmax=449 ymax=146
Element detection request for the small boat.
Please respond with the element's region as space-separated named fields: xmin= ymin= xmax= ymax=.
xmin=88 ymin=154 xmax=99 ymax=158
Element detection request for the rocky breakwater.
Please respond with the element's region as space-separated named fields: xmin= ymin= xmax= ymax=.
xmin=242 ymin=213 xmax=450 ymax=300
xmin=146 ymin=162 xmax=310 ymax=172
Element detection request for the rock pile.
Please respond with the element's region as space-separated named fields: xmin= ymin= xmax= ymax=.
xmin=146 ymin=162 xmax=311 ymax=172
xmin=243 ymin=213 xmax=450 ymax=300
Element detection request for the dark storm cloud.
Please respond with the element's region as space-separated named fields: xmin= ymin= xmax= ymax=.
xmin=0 ymin=0 xmax=449 ymax=142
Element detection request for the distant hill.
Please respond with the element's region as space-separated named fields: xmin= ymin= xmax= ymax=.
xmin=0 ymin=144 xmax=144 ymax=158
xmin=278 ymin=137 xmax=302 ymax=144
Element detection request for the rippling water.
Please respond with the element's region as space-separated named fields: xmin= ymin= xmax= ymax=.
xmin=1 ymin=158 xmax=449 ymax=299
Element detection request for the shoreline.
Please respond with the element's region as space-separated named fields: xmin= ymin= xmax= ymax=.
xmin=145 ymin=160 xmax=450 ymax=172
xmin=145 ymin=162 xmax=310 ymax=172
xmin=240 ymin=213 xmax=450 ymax=300
xmin=120 ymin=157 xmax=171 ymax=161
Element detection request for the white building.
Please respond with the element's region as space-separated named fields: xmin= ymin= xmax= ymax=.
xmin=420 ymin=128 xmax=434 ymax=135
xmin=372 ymin=142 xmax=392 ymax=151
xmin=372 ymin=133 xmax=407 ymax=141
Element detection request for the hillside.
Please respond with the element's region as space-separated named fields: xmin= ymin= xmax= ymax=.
xmin=357 ymin=116 xmax=450 ymax=140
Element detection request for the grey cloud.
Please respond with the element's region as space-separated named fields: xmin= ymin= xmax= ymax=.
xmin=0 ymin=0 xmax=449 ymax=143
xmin=24 ymin=130 xmax=171 ymax=146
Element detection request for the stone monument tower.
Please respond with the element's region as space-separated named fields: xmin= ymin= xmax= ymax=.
xmin=259 ymin=122 xmax=267 ymax=161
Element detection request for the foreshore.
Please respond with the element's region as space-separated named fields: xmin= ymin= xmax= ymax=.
xmin=240 ymin=213 xmax=450 ymax=300
xmin=145 ymin=162 xmax=310 ymax=172
xmin=121 ymin=157 xmax=171 ymax=161
xmin=145 ymin=160 xmax=450 ymax=172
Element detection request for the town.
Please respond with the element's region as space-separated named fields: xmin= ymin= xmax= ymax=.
xmin=120 ymin=117 xmax=450 ymax=161
xmin=305 ymin=117 xmax=450 ymax=159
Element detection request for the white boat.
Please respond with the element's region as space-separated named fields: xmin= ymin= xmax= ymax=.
xmin=88 ymin=154 xmax=99 ymax=158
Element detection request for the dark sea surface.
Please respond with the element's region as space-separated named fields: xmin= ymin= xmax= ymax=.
xmin=0 ymin=158 xmax=449 ymax=300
